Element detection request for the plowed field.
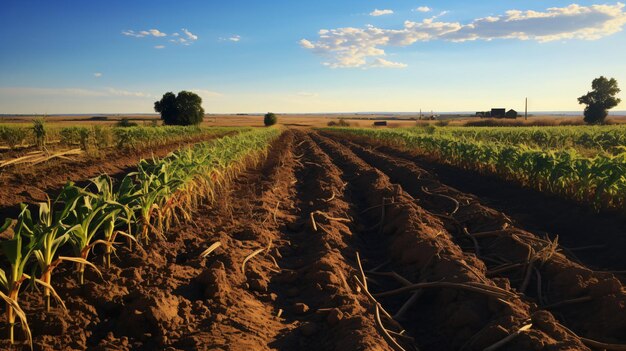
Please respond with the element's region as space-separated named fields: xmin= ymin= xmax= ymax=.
xmin=4 ymin=129 xmax=625 ymax=351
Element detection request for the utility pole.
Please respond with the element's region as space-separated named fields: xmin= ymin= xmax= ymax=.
xmin=525 ymin=97 xmax=528 ymax=120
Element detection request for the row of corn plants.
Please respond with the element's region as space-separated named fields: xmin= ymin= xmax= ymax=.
xmin=409 ymin=125 xmax=626 ymax=155
xmin=324 ymin=127 xmax=626 ymax=213
xmin=0 ymin=127 xmax=281 ymax=348
xmin=1 ymin=123 xmax=245 ymax=151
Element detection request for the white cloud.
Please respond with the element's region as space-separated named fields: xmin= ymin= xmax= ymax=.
xmin=182 ymin=28 xmax=198 ymax=41
xmin=368 ymin=58 xmax=408 ymax=68
xmin=415 ymin=6 xmax=432 ymax=13
xmin=122 ymin=29 xmax=166 ymax=38
xmin=220 ymin=35 xmax=242 ymax=42
xmin=371 ymin=9 xmax=394 ymax=17
xmin=148 ymin=29 xmax=167 ymax=37
xmin=122 ymin=28 xmax=198 ymax=46
xmin=93 ymin=72 xmax=102 ymax=78
xmin=302 ymin=3 xmax=626 ymax=68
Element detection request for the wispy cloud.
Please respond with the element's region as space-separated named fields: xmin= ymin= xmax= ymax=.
xmin=370 ymin=9 xmax=394 ymax=17
xmin=182 ymin=28 xmax=198 ymax=41
xmin=302 ymin=3 xmax=626 ymax=68
xmin=122 ymin=29 xmax=167 ymax=38
xmin=93 ymin=72 xmax=102 ymax=78
xmin=220 ymin=35 xmax=241 ymax=42
xmin=369 ymin=58 xmax=408 ymax=69
xmin=0 ymin=87 xmax=153 ymax=98
xmin=414 ymin=6 xmax=432 ymax=13
xmin=123 ymin=28 xmax=198 ymax=46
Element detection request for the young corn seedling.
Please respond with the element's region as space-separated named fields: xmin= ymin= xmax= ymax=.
xmin=132 ymin=161 xmax=183 ymax=243
xmin=66 ymin=187 xmax=112 ymax=284
xmin=0 ymin=207 xmax=35 ymax=347
xmin=31 ymin=190 xmax=93 ymax=312
xmin=91 ymin=175 xmax=138 ymax=268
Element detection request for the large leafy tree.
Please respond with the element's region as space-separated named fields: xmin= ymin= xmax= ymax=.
xmin=578 ymin=76 xmax=621 ymax=124
xmin=154 ymin=91 xmax=205 ymax=125
xmin=264 ymin=112 xmax=277 ymax=126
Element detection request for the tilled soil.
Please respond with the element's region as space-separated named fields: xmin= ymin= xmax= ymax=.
xmin=2 ymin=129 xmax=625 ymax=350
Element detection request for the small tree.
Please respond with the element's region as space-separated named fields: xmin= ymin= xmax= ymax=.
xmin=264 ymin=112 xmax=277 ymax=126
xmin=578 ymin=76 xmax=621 ymax=124
xmin=154 ymin=91 xmax=205 ymax=126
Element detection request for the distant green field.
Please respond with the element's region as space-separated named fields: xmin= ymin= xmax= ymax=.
xmin=324 ymin=125 xmax=626 ymax=213
xmin=0 ymin=124 xmax=248 ymax=151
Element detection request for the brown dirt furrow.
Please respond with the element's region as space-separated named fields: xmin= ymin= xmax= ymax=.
xmin=326 ymin=132 xmax=626 ymax=347
xmin=0 ymin=133 xmax=232 ymax=217
xmin=264 ymin=129 xmax=390 ymax=350
xmin=372 ymin=139 xmax=626 ymax=273
xmin=310 ymin=131 xmax=589 ymax=351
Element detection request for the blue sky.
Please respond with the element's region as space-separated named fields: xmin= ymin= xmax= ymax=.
xmin=1 ymin=0 xmax=625 ymax=114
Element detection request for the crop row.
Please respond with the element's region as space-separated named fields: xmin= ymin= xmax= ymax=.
xmin=409 ymin=125 xmax=626 ymax=155
xmin=0 ymin=124 xmax=245 ymax=151
xmin=325 ymin=127 xmax=626 ymax=213
xmin=0 ymin=127 xmax=282 ymax=348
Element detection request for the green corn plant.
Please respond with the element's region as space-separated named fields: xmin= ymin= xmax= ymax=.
xmin=66 ymin=187 xmax=113 ymax=284
xmin=326 ymin=127 xmax=626 ymax=213
xmin=0 ymin=208 xmax=35 ymax=347
xmin=31 ymin=189 xmax=96 ymax=312
xmin=32 ymin=118 xmax=46 ymax=149
xmin=90 ymin=175 xmax=138 ymax=267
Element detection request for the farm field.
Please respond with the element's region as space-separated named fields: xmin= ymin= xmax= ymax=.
xmin=0 ymin=125 xmax=243 ymax=215
xmin=0 ymin=127 xmax=624 ymax=350
xmin=326 ymin=126 xmax=626 ymax=212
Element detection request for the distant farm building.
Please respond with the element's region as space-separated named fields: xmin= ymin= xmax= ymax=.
xmin=476 ymin=108 xmax=517 ymax=119
xmin=491 ymin=108 xmax=506 ymax=118
xmin=506 ymin=109 xmax=518 ymax=118
xmin=373 ymin=121 xmax=387 ymax=127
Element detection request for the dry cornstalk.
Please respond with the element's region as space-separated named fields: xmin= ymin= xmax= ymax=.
xmin=374 ymin=281 xmax=516 ymax=300
xmin=462 ymin=227 xmax=482 ymax=257
xmin=355 ymin=252 xmax=368 ymax=292
xmin=310 ymin=211 xmax=351 ymax=232
xmin=268 ymin=254 xmax=281 ymax=270
xmin=483 ymin=323 xmax=532 ymax=351
xmin=370 ymin=260 xmax=391 ymax=272
xmin=375 ymin=305 xmax=410 ymax=351
xmin=421 ymin=186 xmax=460 ymax=215
xmin=323 ymin=191 xmax=336 ymax=202
xmin=241 ymin=248 xmax=265 ymax=274
xmin=353 ymin=276 xmax=403 ymax=331
xmin=200 ymin=241 xmax=222 ymax=258
xmin=366 ymin=271 xmax=412 ymax=287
